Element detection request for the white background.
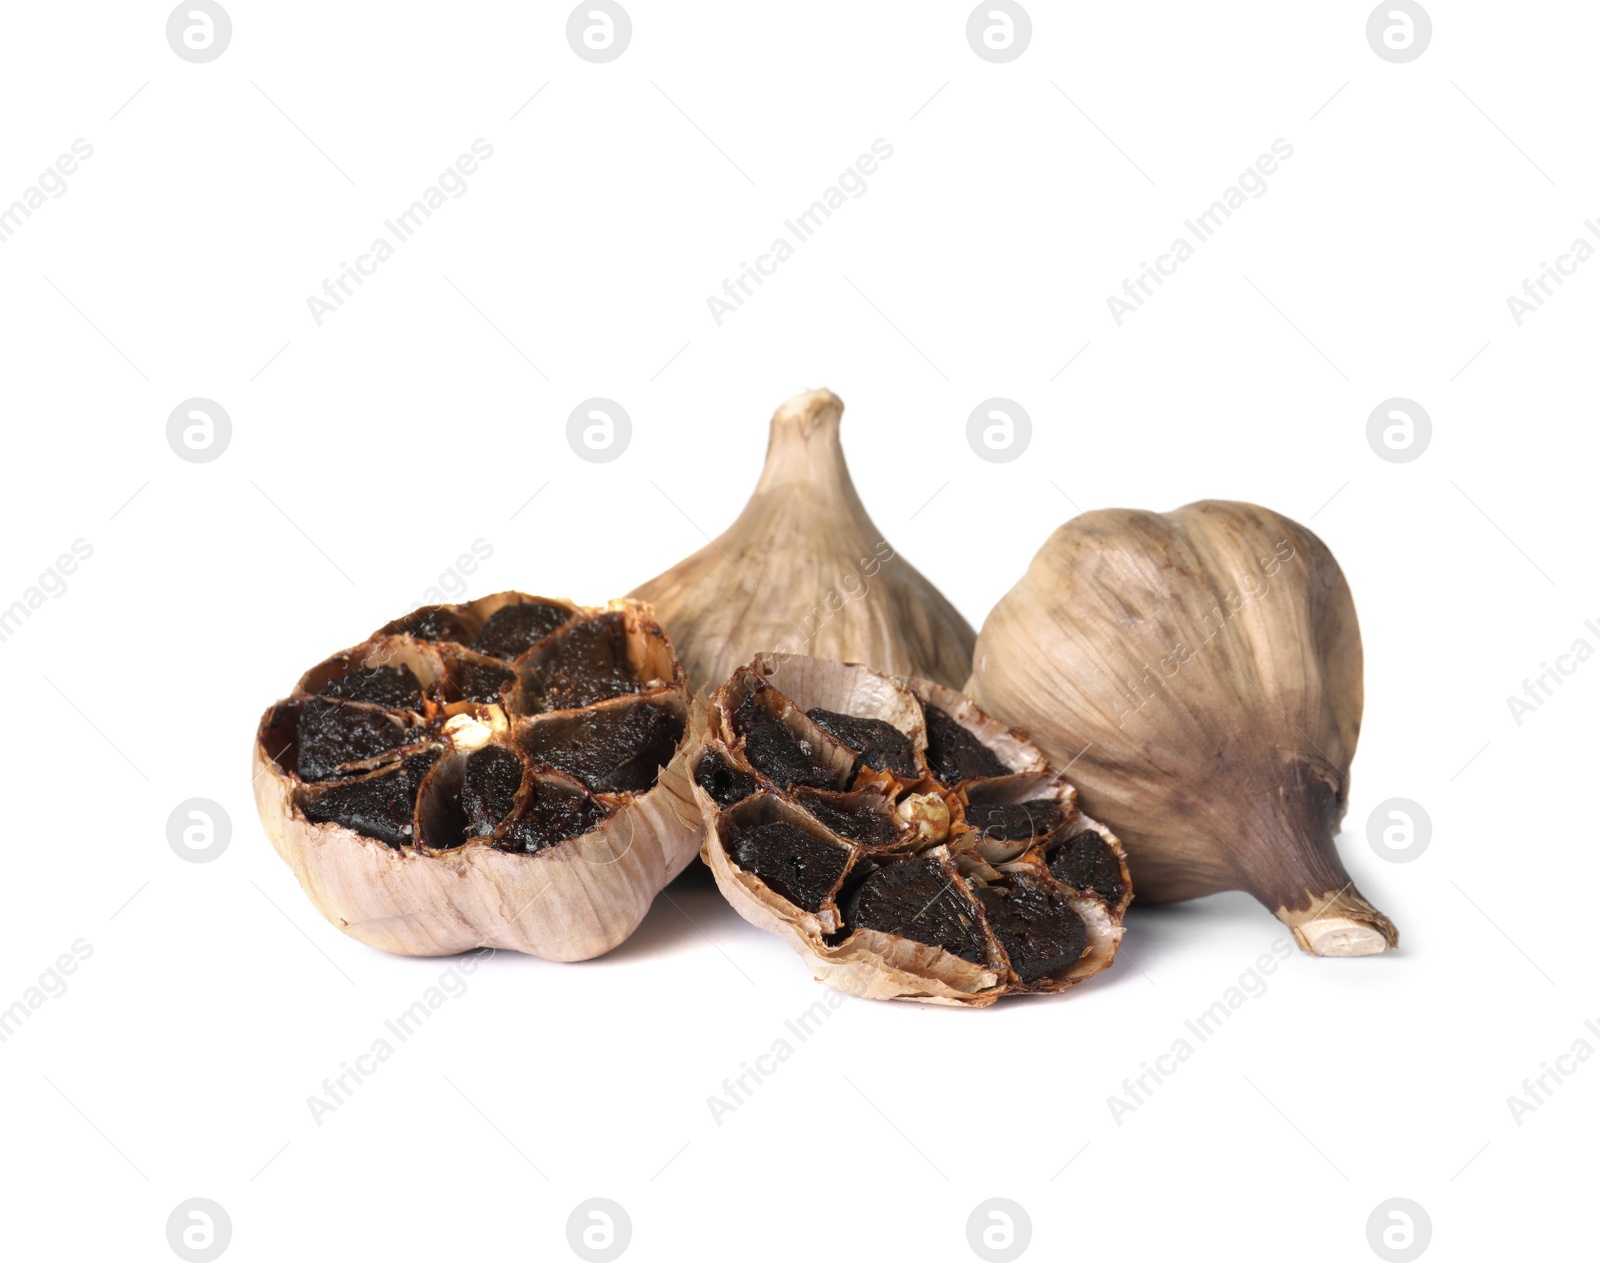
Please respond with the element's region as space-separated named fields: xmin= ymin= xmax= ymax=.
xmin=1 ymin=2 xmax=1594 ymax=1260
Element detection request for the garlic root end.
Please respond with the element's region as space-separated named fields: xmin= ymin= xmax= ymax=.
xmin=1277 ymin=887 xmax=1399 ymax=957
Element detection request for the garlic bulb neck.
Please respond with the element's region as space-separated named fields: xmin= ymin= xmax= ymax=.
xmin=629 ymin=387 xmax=975 ymax=693
xmin=750 ymin=388 xmax=863 ymax=510
xmin=1232 ymin=777 xmax=1398 ymax=957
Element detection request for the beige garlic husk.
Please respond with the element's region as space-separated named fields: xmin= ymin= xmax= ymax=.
xmin=253 ymin=592 xmax=703 ymax=961
xmin=966 ymin=500 xmax=1398 ymax=958
xmin=629 ymin=387 xmax=975 ymax=694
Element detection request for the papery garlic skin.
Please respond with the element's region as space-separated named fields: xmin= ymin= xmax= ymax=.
xmin=966 ymin=500 xmax=1397 ymax=957
xmin=630 ymin=388 xmax=975 ymax=693
xmin=253 ymin=595 xmax=704 ymax=961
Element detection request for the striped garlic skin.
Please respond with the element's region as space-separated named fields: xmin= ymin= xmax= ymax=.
xmin=630 ymin=388 xmax=975 ymax=695
xmin=967 ymin=500 xmax=1397 ymax=957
